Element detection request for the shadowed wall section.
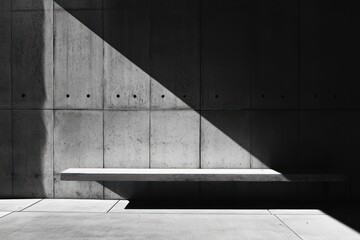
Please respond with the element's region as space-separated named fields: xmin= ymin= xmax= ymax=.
xmin=0 ymin=0 xmax=359 ymax=203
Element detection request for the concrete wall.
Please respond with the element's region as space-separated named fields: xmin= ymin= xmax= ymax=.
xmin=0 ymin=0 xmax=359 ymax=202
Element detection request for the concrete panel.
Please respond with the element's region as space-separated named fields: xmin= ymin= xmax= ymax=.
xmin=0 ymin=11 xmax=11 ymax=109
xmin=54 ymin=110 xmax=103 ymax=199
xmin=0 ymin=111 xmax=12 ymax=197
xmin=12 ymin=10 xmax=53 ymax=109
xmin=0 ymin=212 xmax=301 ymax=240
xmin=13 ymin=110 xmax=53 ymax=198
xmin=104 ymin=111 xmax=149 ymax=168
xmin=201 ymin=111 xmax=250 ymax=168
xmin=12 ymin=0 xmax=53 ymax=10
xmin=298 ymin=111 xmax=347 ymax=174
xmin=103 ymin=1 xmax=150 ymax=109
xmin=278 ymin=215 xmax=360 ymax=240
xmin=54 ymin=7 xmax=103 ymax=109
xmin=150 ymin=110 xmax=200 ymax=168
xmin=250 ymin=111 xmax=298 ymax=171
xmin=150 ymin=0 xmax=200 ymax=110
xmin=104 ymin=43 xmax=150 ymax=109
xmin=300 ymin=1 xmax=349 ymax=109
xmin=252 ymin=0 xmax=298 ymax=109
xmin=0 ymin=199 xmax=42 ymax=211
xmin=104 ymin=110 xmax=150 ymax=200
xmin=24 ymin=199 xmax=117 ymax=213
xmin=201 ymin=0 xmax=250 ymax=110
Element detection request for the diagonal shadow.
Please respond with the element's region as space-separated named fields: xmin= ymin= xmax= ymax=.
xmin=53 ymin=0 xmax=357 ymax=233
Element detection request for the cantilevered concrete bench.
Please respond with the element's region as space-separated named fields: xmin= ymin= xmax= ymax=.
xmin=61 ymin=168 xmax=346 ymax=182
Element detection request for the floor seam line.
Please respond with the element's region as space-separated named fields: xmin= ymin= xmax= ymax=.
xmin=0 ymin=212 xmax=14 ymax=219
xmin=20 ymin=199 xmax=44 ymax=212
xmin=107 ymin=200 xmax=120 ymax=213
xmin=274 ymin=214 xmax=303 ymax=240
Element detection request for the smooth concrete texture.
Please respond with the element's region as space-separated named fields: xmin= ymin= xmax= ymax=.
xmin=278 ymin=214 xmax=360 ymax=240
xmin=252 ymin=0 xmax=298 ymax=109
xmin=0 ymin=10 xmax=11 ymax=109
xmin=104 ymin=111 xmax=149 ymax=168
xmin=13 ymin=110 xmax=53 ymax=198
xmin=201 ymin=111 xmax=251 ymax=168
xmin=104 ymin=43 xmax=150 ymax=109
xmin=0 ymin=199 xmax=42 ymax=211
xmin=54 ymin=111 xmax=103 ymax=199
xmin=150 ymin=110 xmax=200 ymax=168
xmin=0 ymin=111 xmax=12 ymax=197
xmin=54 ymin=4 xmax=103 ymax=109
xmin=150 ymin=0 xmax=200 ymax=110
xmin=201 ymin=0 xmax=250 ymax=110
xmin=0 ymin=212 xmax=10 ymax=218
xmin=12 ymin=10 xmax=53 ymax=109
xmin=0 ymin=212 xmax=301 ymax=240
xmin=24 ymin=199 xmax=118 ymax=213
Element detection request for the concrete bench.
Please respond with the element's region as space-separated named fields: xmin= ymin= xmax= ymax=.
xmin=60 ymin=168 xmax=346 ymax=182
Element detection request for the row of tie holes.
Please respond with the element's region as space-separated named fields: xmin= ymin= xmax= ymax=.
xmin=20 ymin=94 xmax=338 ymax=99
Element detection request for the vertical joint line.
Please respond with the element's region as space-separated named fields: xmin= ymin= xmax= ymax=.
xmin=10 ymin=0 xmax=14 ymax=197
xmin=149 ymin=1 xmax=152 ymax=169
xmin=102 ymin=0 xmax=105 ymax=199
xmin=199 ymin=0 xmax=202 ymax=169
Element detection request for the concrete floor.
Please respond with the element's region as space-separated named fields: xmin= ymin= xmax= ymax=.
xmin=0 ymin=199 xmax=359 ymax=240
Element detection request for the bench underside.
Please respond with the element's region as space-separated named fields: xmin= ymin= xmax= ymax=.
xmin=60 ymin=168 xmax=346 ymax=182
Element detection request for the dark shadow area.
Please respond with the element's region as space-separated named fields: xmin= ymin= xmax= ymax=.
xmin=0 ymin=0 xmax=49 ymax=198
xmin=54 ymin=0 xmax=359 ymax=233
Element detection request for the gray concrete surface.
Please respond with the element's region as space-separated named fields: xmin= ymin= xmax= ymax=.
xmin=1 ymin=0 xmax=359 ymax=202
xmin=0 ymin=211 xmax=300 ymax=240
xmin=277 ymin=214 xmax=360 ymax=240
xmin=150 ymin=110 xmax=200 ymax=168
xmin=201 ymin=111 xmax=251 ymax=168
xmin=0 ymin=199 xmax=42 ymax=211
xmin=13 ymin=110 xmax=53 ymax=198
xmin=24 ymin=199 xmax=118 ymax=213
xmin=104 ymin=111 xmax=149 ymax=168
xmin=104 ymin=43 xmax=150 ymax=109
xmin=12 ymin=10 xmax=53 ymax=109
xmin=0 ymin=10 xmax=11 ymax=109
xmin=0 ymin=212 xmax=10 ymax=218
xmin=54 ymin=111 xmax=103 ymax=198
xmin=54 ymin=4 xmax=103 ymax=109
xmin=1 ymin=199 xmax=359 ymax=239
xmin=0 ymin=111 xmax=12 ymax=197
